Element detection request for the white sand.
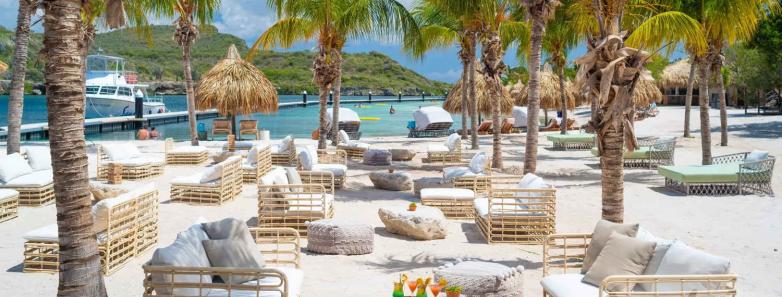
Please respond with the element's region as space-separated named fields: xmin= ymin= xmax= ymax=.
xmin=0 ymin=106 xmax=780 ymax=296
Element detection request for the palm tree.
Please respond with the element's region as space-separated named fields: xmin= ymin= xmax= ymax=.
xmin=572 ymin=0 xmax=705 ymax=222
xmin=43 ymin=1 xmax=107 ymax=295
xmin=683 ymin=58 xmax=696 ymax=138
xmin=522 ymin=0 xmax=559 ymax=174
xmin=150 ymin=0 xmax=220 ymax=146
xmin=250 ymin=0 xmax=418 ymax=149
xmin=6 ymin=0 xmax=36 ymax=155
xmin=540 ymin=0 xmax=579 ymax=135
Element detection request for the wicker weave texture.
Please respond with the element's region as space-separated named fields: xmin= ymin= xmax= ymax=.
xmin=306 ymin=220 xmax=374 ymax=255
xmin=0 ymin=192 xmax=18 ymax=223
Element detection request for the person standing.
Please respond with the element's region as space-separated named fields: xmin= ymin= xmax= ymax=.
xmin=137 ymin=126 xmax=149 ymax=140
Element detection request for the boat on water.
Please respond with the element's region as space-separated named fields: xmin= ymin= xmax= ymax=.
xmin=85 ymin=54 xmax=167 ymax=118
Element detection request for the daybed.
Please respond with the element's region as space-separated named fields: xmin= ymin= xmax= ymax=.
xmin=298 ymin=146 xmax=347 ymax=189
xmin=23 ymin=184 xmax=159 ymax=275
xmin=542 ymin=220 xmax=737 ymax=297
xmin=0 ymin=149 xmax=54 ymax=206
xmin=142 ymin=218 xmax=302 ymax=297
xmin=658 ymin=150 xmax=775 ymax=196
xmin=409 ymin=106 xmax=455 ymax=138
xmin=0 ymin=189 xmax=19 ymax=223
xmin=591 ymin=136 xmax=676 ymax=169
xmin=258 ymin=167 xmax=335 ymax=234
xmin=426 ymin=133 xmax=462 ymax=165
xmin=326 ymin=107 xmax=362 ymax=140
xmin=272 ymin=135 xmax=297 ymax=166
xmin=335 ymin=130 xmax=370 ymax=159
xmin=164 ymin=138 xmax=209 ymax=165
xmin=241 ymin=145 xmax=273 ymax=183
xmin=546 ymin=133 xmax=596 ymax=150
xmin=170 ymin=156 xmax=243 ymax=205
xmin=97 ymin=143 xmax=164 ymax=180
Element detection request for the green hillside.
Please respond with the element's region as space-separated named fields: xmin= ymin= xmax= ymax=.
xmin=1 ymin=25 xmax=450 ymax=95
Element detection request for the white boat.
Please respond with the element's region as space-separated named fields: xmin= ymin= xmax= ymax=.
xmin=85 ymin=55 xmax=168 ymax=118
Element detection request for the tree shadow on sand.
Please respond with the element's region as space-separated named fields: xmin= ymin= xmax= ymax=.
xmin=363 ymin=254 xmax=542 ymax=273
xmin=698 ymin=121 xmax=782 ymax=138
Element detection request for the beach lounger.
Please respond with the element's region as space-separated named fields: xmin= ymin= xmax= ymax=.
xmin=143 ymin=218 xmax=302 ymax=297
xmin=271 ymin=135 xmax=296 ymax=166
xmin=170 ymin=156 xmax=243 ymax=205
xmin=500 ymin=118 xmax=515 ymax=134
xmin=591 ymin=136 xmax=677 ymax=169
xmin=335 ymin=130 xmax=370 ymax=159
xmin=23 ymin=184 xmax=158 ymax=275
xmin=474 ymin=173 xmax=556 ymax=244
xmin=97 ymin=143 xmax=164 ymax=180
xmin=164 ymin=138 xmax=208 ymax=165
xmin=241 ymin=145 xmax=273 ymax=183
xmin=409 ymin=106 xmax=455 ymax=138
xmin=239 ymin=119 xmax=259 ymax=139
xmin=658 ymin=150 xmax=775 ymax=196
xmin=542 ymin=221 xmax=736 ymax=297
xmin=427 ymin=133 xmax=462 ymax=165
xmin=258 ymin=167 xmax=335 ymax=234
xmin=211 ymin=118 xmax=232 ymax=140
xmin=0 ymin=189 xmax=19 ymax=223
xmin=476 ymin=120 xmax=493 ymax=135
xmin=546 ymin=133 xmax=596 ymax=150
xmin=0 ymin=150 xmax=54 ymax=206
xmin=326 ymin=108 xmax=362 ymax=140
xmin=298 ymin=145 xmax=347 ymax=189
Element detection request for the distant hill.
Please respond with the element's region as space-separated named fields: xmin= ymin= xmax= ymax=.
xmin=1 ymin=25 xmax=450 ymax=95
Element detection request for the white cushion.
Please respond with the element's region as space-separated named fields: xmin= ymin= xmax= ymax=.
xmin=23 ymin=223 xmax=59 ymax=242
xmin=443 ymin=166 xmax=479 ymax=181
xmin=421 ymin=188 xmax=474 ymax=201
xmin=474 ymin=197 xmax=537 ymax=218
xmin=446 ymin=133 xmax=461 ymax=151
xmin=206 ymin=266 xmax=304 ymax=297
xmin=0 ymin=153 xmax=33 ymax=183
xmin=541 ymin=274 xmax=599 ymax=297
xmin=260 ymin=168 xmax=287 ymax=186
xmin=746 ymin=150 xmax=769 ymax=162
xmin=0 ymin=189 xmax=19 ymax=201
xmin=149 ymin=224 xmax=212 ymax=296
xmin=200 ymin=165 xmax=224 ymax=183
xmin=247 ymin=146 xmax=259 ymax=165
xmin=344 ymin=141 xmax=370 ymax=149
xmin=339 ymin=130 xmax=351 ymax=143
xmin=270 ymin=144 xmax=282 ymax=154
xmin=272 ymin=170 xmax=290 ymax=193
xmin=311 ymin=164 xmax=347 ymax=177
xmin=92 ymin=183 xmax=155 ymax=233
xmin=635 ymin=228 xmax=675 ymax=280
xmin=170 ymin=146 xmax=207 ymax=154
xmin=112 ymin=156 xmax=163 ymax=167
xmin=427 ymin=144 xmax=449 ymax=153
xmin=298 ymin=146 xmax=318 ymax=170
xmin=468 ymin=152 xmax=488 ymax=174
xmin=654 ymin=241 xmax=730 ymax=292
xmin=518 ymin=173 xmax=542 ymax=188
xmin=25 ymin=147 xmax=52 ymax=171
xmin=279 ymin=135 xmax=293 ymax=153
xmin=103 ymin=143 xmax=141 ymax=161
xmin=171 ymin=173 xmax=220 ymax=187
xmin=516 ymin=173 xmax=549 ymax=201
xmin=284 ymin=193 xmax=334 ymax=212
xmin=241 ymin=162 xmax=256 ymax=170
xmin=1 ymin=169 xmax=53 ymax=187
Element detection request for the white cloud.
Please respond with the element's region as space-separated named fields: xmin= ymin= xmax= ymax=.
xmin=213 ymin=0 xmax=276 ymax=42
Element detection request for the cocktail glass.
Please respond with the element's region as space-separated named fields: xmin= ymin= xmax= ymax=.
xmin=428 ymin=284 xmax=443 ymax=297
xmin=407 ymin=281 xmax=418 ymax=295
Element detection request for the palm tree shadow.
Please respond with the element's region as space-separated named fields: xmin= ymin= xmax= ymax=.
xmin=461 ymin=222 xmax=488 ymax=244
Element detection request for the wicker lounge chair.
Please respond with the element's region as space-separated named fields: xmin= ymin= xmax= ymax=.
xmin=409 ymin=106 xmax=455 ymax=138
xmin=258 ymin=167 xmax=335 ymax=234
xmin=474 ymin=174 xmax=556 ymax=244
xmin=0 ymin=189 xmax=19 ymax=223
xmin=546 ymin=133 xmax=596 ymax=150
xmin=427 ymin=133 xmax=462 ymax=165
xmin=164 ymin=138 xmax=208 ymax=165
xmin=97 ymin=143 xmax=164 ymax=180
xmin=239 ymin=119 xmax=260 ymax=139
xmin=242 ymin=145 xmax=273 ymax=183
xmin=271 ymin=135 xmax=296 ymax=166
xmin=326 ymin=108 xmax=362 ymax=140
xmin=211 ymin=118 xmax=232 ymax=140
xmin=658 ymin=151 xmax=775 ymax=196
xmin=542 ymin=231 xmax=737 ymax=297
xmin=335 ymin=130 xmax=370 ymax=159
xmin=0 ymin=151 xmax=54 ymax=206
xmin=170 ymin=156 xmax=243 ymax=205
xmin=591 ymin=136 xmax=676 ymax=169
xmin=23 ymin=184 xmax=159 ymax=275
xmin=298 ymin=146 xmax=348 ymax=189
xmin=143 ymin=220 xmax=302 ymax=297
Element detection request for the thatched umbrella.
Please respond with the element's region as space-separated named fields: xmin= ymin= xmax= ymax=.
xmin=659 ymin=59 xmax=696 ymax=89
xmin=633 ymin=71 xmax=662 ymax=105
xmin=443 ymin=63 xmax=513 ymax=116
xmin=196 ymin=44 xmax=278 ymax=136
xmin=517 ymin=66 xmax=576 ymax=122
xmin=508 ymin=80 xmax=524 ymax=102
xmin=0 ymin=60 xmax=8 ymax=74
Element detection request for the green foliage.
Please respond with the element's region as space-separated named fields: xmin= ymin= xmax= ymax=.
xmin=505 ymin=65 xmax=528 ymax=85
xmin=645 ymin=54 xmax=669 ymax=81
xmin=445 ymin=286 xmax=462 ymax=293
xmin=0 ymin=26 xmax=44 ymax=82
xmin=725 ymin=45 xmax=775 ymax=96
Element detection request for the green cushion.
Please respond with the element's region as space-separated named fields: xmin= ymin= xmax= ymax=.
xmin=658 ymin=164 xmax=741 ymax=183
xmin=590 ymin=147 xmax=653 ymax=159
xmin=547 ymin=133 xmax=595 ymax=143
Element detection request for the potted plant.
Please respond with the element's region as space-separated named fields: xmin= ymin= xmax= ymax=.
xmin=445 ymin=285 xmax=462 ymax=297
xmin=408 ymin=202 xmax=417 ymax=211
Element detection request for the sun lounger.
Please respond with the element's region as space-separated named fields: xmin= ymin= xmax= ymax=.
xmin=591 ymin=136 xmax=677 ymax=169
xmin=409 ymin=106 xmax=455 ymax=138
xmin=427 ymin=133 xmax=462 ymax=165
xmin=170 ymin=156 xmax=243 ymax=205
xmin=0 ymin=189 xmax=19 ymax=223
xmin=546 ymin=133 xmax=596 ymax=150
xmin=97 ymin=143 xmax=164 ymax=180
xmin=474 ymin=173 xmax=556 ymax=244
xmin=143 ymin=218 xmax=302 ymax=297
xmin=325 ymin=107 xmax=362 ymax=141
xmin=0 ymin=149 xmax=54 ymax=206
xmin=336 ymin=130 xmax=371 ymax=159
xmin=476 ymin=120 xmax=493 ymax=135
xmin=298 ymin=145 xmax=347 ymax=189
xmin=658 ymin=151 xmax=775 ymax=196
xmin=500 ymin=118 xmax=515 ymax=134
xmin=512 ymin=106 xmax=528 ymax=133
xmin=271 ymin=135 xmax=296 ymax=166
xmin=239 ymin=119 xmax=260 ymax=139
xmin=164 ymin=138 xmax=208 ymax=165
xmin=241 ymin=145 xmax=273 ymax=183
xmin=258 ymin=168 xmax=335 ymax=234
xmin=23 ymin=184 xmax=158 ymax=275
xmin=211 ymin=118 xmax=232 ymax=140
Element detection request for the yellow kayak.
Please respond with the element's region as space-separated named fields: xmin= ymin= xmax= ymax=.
xmin=360 ymin=117 xmax=381 ymax=121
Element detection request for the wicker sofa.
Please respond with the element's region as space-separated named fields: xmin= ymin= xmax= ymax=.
xmin=241 ymin=145 xmax=273 ymax=183
xmin=97 ymin=143 xmax=164 ymax=180
xmin=335 ymin=130 xmax=370 ymax=159
xmin=298 ymin=146 xmax=347 ymax=189
xmin=0 ymin=149 xmax=54 ymax=206
xmin=271 ymin=135 xmax=297 ymax=166
xmin=23 ymin=183 xmax=159 ymax=275
xmin=143 ymin=219 xmax=302 ymax=297
xmin=164 ymin=138 xmax=209 ymax=165
xmin=0 ymin=189 xmax=19 ymax=223
xmin=170 ymin=156 xmax=243 ymax=205
xmin=658 ymin=151 xmax=775 ymax=196
xmin=258 ymin=167 xmax=335 ymax=234
xmin=427 ymin=133 xmax=462 ymax=165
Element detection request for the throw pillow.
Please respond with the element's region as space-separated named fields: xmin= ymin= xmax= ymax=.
xmin=201 ymin=218 xmax=266 ymax=268
xmin=247 ymin=146 xmax=259 ymax=165
xmin=148 ymin=224 xmax=212 ymax=296
xmin=89 ymin=182 xmax=129 ymax=203
xmin=339 ymin=130 xmax=351 ymax=143
xmin=581 ymin=220 xmax=639 ymax=273
xmin=653 ymin=241 xmax=730 ymax=292
xmin=583 ymin=232 xmax=656 ymax=292
xmin=0 ymin=153 xmax=34 ymax=183
xmin=468 ymin=152 xmax=488 ymax=174
xmin=745 ymin=150 xmax=768 ymax=162
xmin=202 ymin=239 xmax=265 ymax=284
xmin=199 ymin=164 xmax=223 ymax=183
xmin=446 ymin=133 xmax=461 ymax=151
xmin=25 ymin=147 xmax=52 ymax=171
xmin=280 ymin=135 xmax=293 ymax=153
xmin=285 ymin=167 xmax=303 ymax=192
xmin=634 ymin=227 xmax=675 ymax=277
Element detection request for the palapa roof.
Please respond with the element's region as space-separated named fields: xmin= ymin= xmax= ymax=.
xmin=659 ymin=59 xmax=697 ymax=89
xmin=632 ymin=71 xmax=662 ymax=105
xmin=517 ymin=66 xmax=576 ymax=110
xmin=0 ymin=60 xmax=7 ymax=73
xmin=444 ymin=63 xmax=513 ymax=116
xmin=196 ymin=44 xmax=278 ymax=115
xmin=508 ymin=80 xmax=524 ymax=101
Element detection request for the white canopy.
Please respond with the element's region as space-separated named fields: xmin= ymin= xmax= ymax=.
xmin=413 ymin=106 xmax=453 ymax=131
xmin=512 ymin=106 xmax=527 ymax=128
xmin=326 ymin=108 xmax=360 ymax=125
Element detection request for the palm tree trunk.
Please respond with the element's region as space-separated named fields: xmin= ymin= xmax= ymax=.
xmin=601 ymin=124 xmax=624 ymax=223
xmin=714 ymin=59 xmax=728 ymax=146
xmin=331 ymin=70 xmax=342 ymax=145
xmin=524 ymin=17 xmax=545 ymax=174
xmin=480 ymin=31 xmax=505 ymax=169
xmin=6 ymin=0 xmax=33 ymax=154
xmin=558 ymin=66 xmax=568 ymax=135
xmin=467 ymin=33 xmax=479 ymax=150
xmin=697 ymin=58 xmax=712 ymax=165
xmin=43 ymin=1 xmax=107 ymax=295
xmin=318 ymin=85 xmax=329 ymax=149
xmin=683 ymin=59 xmax=696 ymax=138
xmin=182 ymin=42 xmax=199 ymax=145
xmin=458 ymin=41 xmax=470 ymax=140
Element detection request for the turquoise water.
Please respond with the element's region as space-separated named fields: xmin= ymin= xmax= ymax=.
xmin=0 ymin=95 xmax=457 ymax=140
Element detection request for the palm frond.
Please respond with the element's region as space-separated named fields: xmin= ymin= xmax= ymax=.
xmin=626 ymin=11 xmax=707 ymax=55
xmin=247 ymin=17 xmax=317 ymax=60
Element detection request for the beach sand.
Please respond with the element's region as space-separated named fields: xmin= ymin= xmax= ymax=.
xmin=0 ymin=106 xmax=780 ymax=296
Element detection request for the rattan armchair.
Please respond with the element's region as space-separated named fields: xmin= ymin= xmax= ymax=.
xmin=170 ymin=156 xmax=243 ymax=205
xmin=474 ymin=179 xmax=556 ymax=244
xmin=272 ymin=137 xmax=297 ymax=166
xmin=0 ymin=189 xmax=19 ymax=223
xmin=427 ymin=138 xmax=462 ymax=165
xmin=258 ymin=182 xmax=335 ymax=235
xmin=298 ymin=149 xmax=348 ymax=190
xmin=242 ymin=145 xmax=273 ymax=183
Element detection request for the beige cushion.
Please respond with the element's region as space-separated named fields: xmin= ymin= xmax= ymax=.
xmin=202 ymin=239 xmax=265 ymax=284
xmin=581 ymin=220 xmax=639 ymax=273
xmin=92 ymin=183 xmax=154 ymax=233
xmin=582 ymin=232 xmax=656 ymax=291
xmin=201 ymin=218 xmax=265 ymax=269
xmin=421 ymin=188 xmax=475 ymax=200
xmin=541 ymin=274 xmax=599 ymax=297
xmin=148 ymin=224 xmax=212 ymax=296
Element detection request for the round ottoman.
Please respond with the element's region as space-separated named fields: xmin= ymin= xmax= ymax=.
xmin=363 ymin=149 xmax=392 ymax=166
xmin=434 ymin=260 xmax=524 ymax=297
xmin=306 ymin=219 xmax=374 ymax=255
